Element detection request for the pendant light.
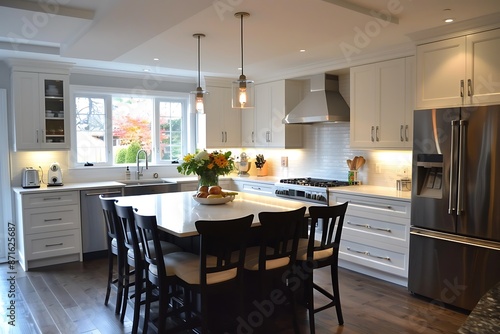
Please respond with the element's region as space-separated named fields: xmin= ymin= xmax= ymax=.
xmin=191 ymin=33 xmax=208 ymax=113
xmin=232 ymin=12 xmax=254 ymax=109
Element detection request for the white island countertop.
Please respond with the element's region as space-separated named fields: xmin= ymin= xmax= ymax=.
xmin=113 ymin=191 xmax=315 ymax=237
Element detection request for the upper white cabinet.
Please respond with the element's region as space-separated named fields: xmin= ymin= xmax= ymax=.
xmin=205 ymin=78 xmax=241 ymax=148
xmin=10 ymin=64 xmax=70 ymax=151
xmin=416 ymin=29 xmax=500 ymax=109
xmin=242 ymin=80 xmax=303 ymax=148
xmin=350 ymin=57 xmax=414 ymax=149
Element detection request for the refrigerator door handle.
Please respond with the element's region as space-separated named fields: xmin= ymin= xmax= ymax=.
xmin=457 ymin=120 xmax=467 ymax=214
xmin=448 ymin=120 xmax=459 ymax=214
xmin=410 ymin=227 xmax=500 ymax=251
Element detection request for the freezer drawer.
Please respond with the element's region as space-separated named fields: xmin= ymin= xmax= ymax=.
xmin=408 ymin=228 xmax=500 ymax=311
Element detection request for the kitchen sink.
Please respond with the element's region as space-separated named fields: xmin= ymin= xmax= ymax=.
xmin=118 ymin=179 xmax=179 ymax=196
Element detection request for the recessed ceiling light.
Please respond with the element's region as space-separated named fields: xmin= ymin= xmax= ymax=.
xmin=153 ymin=57 xmax=159 ymax=61
xmin=443 ymin=9 xmax=454 ymax=23
xmin=143 ymin=69 xmax=151 ymax=72
xmin=299 ymin=49 xmax=306 ymax=53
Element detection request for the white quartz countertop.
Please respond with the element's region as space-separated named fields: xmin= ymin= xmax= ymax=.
xmin=12 ymin=181 xmax=125 ymax=194
xmin=329 ymin=185 xmax=411 ymax=201
xmin=113 ymin=191 xmax=314 ymax=237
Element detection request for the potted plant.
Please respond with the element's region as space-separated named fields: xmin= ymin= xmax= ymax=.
xmin=255 ymin=154 xmax=267 ymax=176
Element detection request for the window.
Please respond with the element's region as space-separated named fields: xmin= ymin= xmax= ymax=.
xmin=71 ymin=87 xmax=192 ymax=167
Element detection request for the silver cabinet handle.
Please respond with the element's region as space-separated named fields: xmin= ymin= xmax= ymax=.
xmin=460 ymin=80 xmax=464 ymax=98
xmin=346 ymin=247 xmax=391 ymax=261
xmin=43 ymin=197 xmax=62 ymax=201
xmin=44 ymin=218 xmax=62 ymax=222
xmin=400 ymin=125 xmax=404 ymax=142
xmin=251 ymin=131 xmax=254 ymax=143
xmin=251 ymin=186 xmax=262 ymax=190
xmin=36 ymin=130 xmax=39 ymax=143
xmin=85 ymin=191 xmax=122 ymax=196
xmin=405 ymin=125 xmax=409 ymax=142
xmin=224 ymin=131 xmax=228 ymax=143
xmin=347 ymin=221 xmax=391 ymax=233
xmin=467 ymin=79 xmax=472 ymax=96
xmin=376 ymin=126 xmax=380 ymax=142
xmin=371 ymin=126 xmax=375 ymax=142
xmin=45 ymin=243 xmax=63 ymax=247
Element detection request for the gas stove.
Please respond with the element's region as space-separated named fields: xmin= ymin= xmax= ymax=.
xmin=274 ymin=178 xmax=351 ymax=204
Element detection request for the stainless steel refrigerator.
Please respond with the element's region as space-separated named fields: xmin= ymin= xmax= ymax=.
xmin=409 ymin=105 xmax=500 ymax=311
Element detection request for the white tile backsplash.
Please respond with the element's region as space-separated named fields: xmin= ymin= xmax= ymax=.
xmin=10 ymin=124 xmax=411 ymax=189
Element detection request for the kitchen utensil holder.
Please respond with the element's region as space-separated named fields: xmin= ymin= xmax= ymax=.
xmin=348 ymin=170 xmax=358 ymax=185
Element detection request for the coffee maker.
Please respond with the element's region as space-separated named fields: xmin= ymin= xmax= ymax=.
xmin=47 ymin=162 xmax=63 ymax=186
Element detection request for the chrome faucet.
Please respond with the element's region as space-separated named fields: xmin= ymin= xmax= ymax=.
xmin=136 ymin=149 xmax=148 ymax=180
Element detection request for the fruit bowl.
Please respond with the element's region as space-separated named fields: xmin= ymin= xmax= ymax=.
xmin=192 ymin=194 xmax=236 ymax=205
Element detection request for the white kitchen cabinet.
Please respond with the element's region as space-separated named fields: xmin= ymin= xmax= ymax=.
xmin=205 ymin=79 xmax=241 ymax=148
xmin=242 ymin=80 xmax=303 ymax=148
xmin=350 ymin=57 xmax=414 ymax=149
xmin=416 ymin=29 xmax=500 ymax=108
xmin=10 ymin=68 xmax=70 ymax=151
xmin=15 ymin=190 xmax=82 ymax=271
xmin=232 ymin=179 xmax=275 ymax=196
xmin=330 ymin=191 xmax=411 ymax=286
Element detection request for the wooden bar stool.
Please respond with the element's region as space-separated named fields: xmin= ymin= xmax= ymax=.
xmin=296 ymin=202 xmax=348 ymax=334
xmin=99 ymin=195 xmax=127 ymax=315
xmin=114 ymin=202 xmax=182 ymax=334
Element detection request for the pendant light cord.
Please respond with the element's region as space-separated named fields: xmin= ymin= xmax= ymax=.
xmin=240 ymin=13 xmax=244 ymax=76
xmin=197 ymin=35 xmax=201 ymax=87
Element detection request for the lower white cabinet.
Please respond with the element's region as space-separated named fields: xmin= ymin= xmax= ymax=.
xmin=15 ymin=190 xmax=82 ymax=270
xmin=330 ymin=191 xmax=411 ymax=286
xmin=232 ymin=179 xmax=275 ymax=196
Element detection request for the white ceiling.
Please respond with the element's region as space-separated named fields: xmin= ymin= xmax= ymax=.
xmin=1 ymin=0 xmax=500 ymax=82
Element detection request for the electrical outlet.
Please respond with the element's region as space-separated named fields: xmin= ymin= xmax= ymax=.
xmin=281 ymin=156 xmax=288 ymax=167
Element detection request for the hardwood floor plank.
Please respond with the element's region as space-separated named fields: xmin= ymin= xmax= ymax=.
xmin=16 ymin=276 xmax=58 ymax=334
xmin=1 ymin=258 xmax=470 ymax=334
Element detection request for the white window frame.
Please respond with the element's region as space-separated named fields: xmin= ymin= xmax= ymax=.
xmin=70 ymin=85 xmax=193 ymax=167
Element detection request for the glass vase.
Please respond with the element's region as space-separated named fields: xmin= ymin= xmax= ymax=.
xmin=198 ymin=170 xmax=219 ymax=188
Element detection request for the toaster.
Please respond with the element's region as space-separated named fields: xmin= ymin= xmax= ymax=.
xmin=22 ymin=167 xmax=40 ymax=188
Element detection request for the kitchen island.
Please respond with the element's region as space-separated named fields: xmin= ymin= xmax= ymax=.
xmin=113 ymin=191 xmax=316 ymax=237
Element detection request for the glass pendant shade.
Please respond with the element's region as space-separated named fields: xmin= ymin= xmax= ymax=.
xmin=193 ymin=86 xmax=207 ymax=113
xmin=232 ymin=12 xmax=254 ymax=109
xmin=232 ymin=74 xmax=254 ymax=108
xmin=190 ymin=33 xmax=208 ymax=114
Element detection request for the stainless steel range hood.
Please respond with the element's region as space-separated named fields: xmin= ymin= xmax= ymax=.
xmin=283 ymin=74 xmax=349 ymax=124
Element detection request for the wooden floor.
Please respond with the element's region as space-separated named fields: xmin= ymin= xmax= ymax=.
xmin=0 ymin=258 xmax=469 ymax=334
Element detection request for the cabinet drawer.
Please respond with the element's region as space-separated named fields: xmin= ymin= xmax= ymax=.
xmin=339 ymin=239 xmax=407 ymax=277
xmin=332 ymin=193 xmax=410 ymax=220
xmin=343 ymin=214 xmax=409 ymax=247
xmin=23 ymin=191 xmax=79 ymax=208
xmin=25 ymin=229 xmax=81 ymax=260
xmin=241 ymin=182 xmax=274 ymax=195
xmin=24 ymin=205 xmax=80 ymax=234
